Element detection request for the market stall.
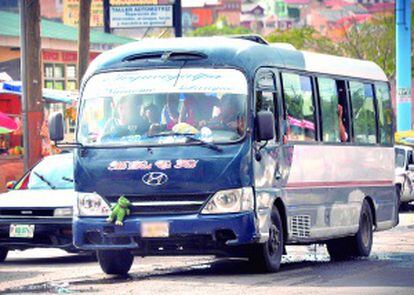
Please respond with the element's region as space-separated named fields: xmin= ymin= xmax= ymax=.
xmin=0 ymin=81 xmax=77 ymax=158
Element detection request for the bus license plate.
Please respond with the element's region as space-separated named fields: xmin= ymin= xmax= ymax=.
xmin=141 ymin=222 xmax=169 ymax=238
xmin=9 ymin=224 xmax=35 ymax=238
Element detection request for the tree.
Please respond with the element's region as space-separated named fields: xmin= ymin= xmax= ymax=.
xmin=338 ymin=14 xmax=396 ymax=79
xmin=265 ymin=27 xmax=339 ymax=55
xmin=188 ymin=18 xmax=251 ymax=37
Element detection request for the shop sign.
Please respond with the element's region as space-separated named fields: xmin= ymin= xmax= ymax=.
xmin=110 ymin=5 xmax=173 ymax=28
xmin=111 ymin=0 xmax=158 ymax=4
xmin=63 ymin=0 xmax=104 ymax=27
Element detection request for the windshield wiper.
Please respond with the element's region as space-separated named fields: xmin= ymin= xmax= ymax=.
xmin=148 ymin=133 xmax=223 ymax=152
xmin=33 ymin=171 xmax=56 ymax=189
xmin=62 ymin=176 xmax=74 ymax=183
xmin=184 ymin=135 xmax=223 ymax=152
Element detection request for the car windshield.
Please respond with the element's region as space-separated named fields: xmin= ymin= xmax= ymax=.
xmin=395 ymin=148 xmax=406 ymax=168
xmin=77 ymin=68 xmax=248 ymax=146
xmin=15 ymin=154 xmax=74 ymax=190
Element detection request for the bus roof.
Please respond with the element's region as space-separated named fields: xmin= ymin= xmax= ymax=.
xmin=83 ymin=37 xmax=388 ymax=85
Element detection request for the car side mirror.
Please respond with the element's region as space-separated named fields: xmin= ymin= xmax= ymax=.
xmin=6 ymin=180 xmax=16 ymax=190
xmin=409 ymin=164 xmax=414 ymax=172
xmin=49 ymin=112 xmax=65 ymax=142
xmin=256 ymin=111 xmax=275 ymax=141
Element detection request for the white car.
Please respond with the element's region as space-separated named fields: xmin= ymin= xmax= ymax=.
xmin=0 ymin=153 xmax=76 ymax=262
xmin=395 ymin=145 xmax=414 ymax=209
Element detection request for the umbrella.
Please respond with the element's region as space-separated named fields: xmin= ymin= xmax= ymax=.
xmin=0 ymin=111 xmax=18 ymax=134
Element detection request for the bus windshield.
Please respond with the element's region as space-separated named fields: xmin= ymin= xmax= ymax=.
xmin=78 ymin=68 xmax=248 ymax=146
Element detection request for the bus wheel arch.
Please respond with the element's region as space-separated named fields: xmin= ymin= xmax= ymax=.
xmin=364 ymin=196 xmax=377 ymax=229
xmin=273 ymin=198 xmax=288 ymax=243
xmin=327 ymin=198 xmax=374 ymax=260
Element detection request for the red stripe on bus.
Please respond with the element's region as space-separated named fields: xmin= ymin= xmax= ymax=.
xmin=286 ymin=180 xmax=393 ymax=189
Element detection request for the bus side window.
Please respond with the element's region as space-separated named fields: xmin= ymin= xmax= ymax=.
xmin=281 ymin=72 xmax=316 ymax=142
xmin=375 ymin=82 xmax=393 ymax=145
xmin=349 ymin=81 xmax=376 ymax=144
xmin=255 ymin=71 xmax=278 ymax=142
xmin=318 ymin=77 xmax=342 ymax=142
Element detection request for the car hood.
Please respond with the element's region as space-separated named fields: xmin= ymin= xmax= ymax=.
xmin=75 ymin=142 xmax=252 ymax=196
xmin=0 ymin=189 xmax=76 ymax=208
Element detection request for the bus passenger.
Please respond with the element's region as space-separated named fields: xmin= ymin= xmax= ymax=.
xmin=161 ymin=93 xmax=180 ymax=130
xmin=100 ymin=95 xmax=149 ymax=141
xmin=179 ymin=93 xmax=219 ymax=128
xmin=338 ymin=104 xmax=348 ymax=142
xmin=201 ymin=94 xmax=245 ymax=135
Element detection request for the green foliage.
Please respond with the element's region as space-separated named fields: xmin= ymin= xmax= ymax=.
xmin=188 ymin=18 xmax=251 ymax=37
xmin=265 ymin=27 xmax=339 ymax=55
xmin=264 ymin=14 xmax=414 ymax=80
xmin=339 ymin=15 xmax=396 ymax=79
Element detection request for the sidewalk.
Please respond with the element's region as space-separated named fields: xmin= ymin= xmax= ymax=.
xmin=0 ymin=158 xmax=24 ymax=192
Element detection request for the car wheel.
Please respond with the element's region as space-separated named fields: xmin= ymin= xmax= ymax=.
xmin=249 ymin=207 xmax=284 ymax=272
xmin=0 ymin=247 xmax=8 ymax=263
xmin=327 ymin=199 xmax=373 ymax=260
xmin=97 ymin=250 xmax=133 ymax=275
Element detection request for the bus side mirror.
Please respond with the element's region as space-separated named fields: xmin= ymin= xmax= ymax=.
xmin=256 ymin=111 xmax=275 ymax=141
xmin=49 ymin=112 xmax=64 ymax=142
xmin=409 ymin=164 xmax=414 ymax=172
xmin=6 ymin=180 xmax=16 ymax=190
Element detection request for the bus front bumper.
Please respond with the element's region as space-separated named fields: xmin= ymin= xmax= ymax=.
xmin=73 ymin=212 xmax=258 ymax=256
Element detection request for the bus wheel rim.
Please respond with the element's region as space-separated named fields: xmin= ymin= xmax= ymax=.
xmin=268 ymin=224 xmax=280 ymax=256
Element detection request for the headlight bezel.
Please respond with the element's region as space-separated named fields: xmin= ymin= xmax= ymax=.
xmin=201 ymin=187 xmax=254 ymax=215
xmin=76 ymin=192 xmax=111 ymax=217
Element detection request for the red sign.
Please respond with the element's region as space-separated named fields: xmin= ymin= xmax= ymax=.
xmin=42 ymin=50 xmax=100 ymax=63
xmin=42 ymin=50 xmax=60 ymax=62
xmin=62 ymin=52 xmax=77 ymax=62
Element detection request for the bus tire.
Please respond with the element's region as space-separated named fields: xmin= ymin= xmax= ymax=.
xmin=327 ymin=199 xmax=373 ymax=260
xmin=97 ymin=250 xmax=133 ymax=275
xmin=0 ymin=247 xmax=8 ymax=262
xmin=249 ymin=207 xmax=284 ymax=272
xmin=396 ymin=184 xmax=402 ymax=209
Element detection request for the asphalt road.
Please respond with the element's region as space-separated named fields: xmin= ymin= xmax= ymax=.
xmin=1 ymin=213 xmax=414 ymax=295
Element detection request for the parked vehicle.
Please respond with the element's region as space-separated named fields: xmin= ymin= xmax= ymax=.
xmin=0 ymin=153 xmax=75 ymax=262
xmin=395 ymin=145 xmax=414 ymax=209
xmin=50 ymin=36 xmax=397 ymax=275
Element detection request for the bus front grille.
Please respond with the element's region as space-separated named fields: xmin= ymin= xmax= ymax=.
xmin=105 ymin=194 xmax=211 ymax=215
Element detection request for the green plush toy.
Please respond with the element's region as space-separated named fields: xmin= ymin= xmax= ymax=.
xmin=106 ymin=196 xmax=131 ymax=226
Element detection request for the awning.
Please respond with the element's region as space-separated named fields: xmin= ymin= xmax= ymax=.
xmin=0 ymin=111 xmax=18 ymax=134
xmin=0 ymin=81 xmax=78 ymax=104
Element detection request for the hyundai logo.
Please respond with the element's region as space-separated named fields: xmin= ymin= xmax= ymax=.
xmin=142 ymin=172 xmax=168 ymax=186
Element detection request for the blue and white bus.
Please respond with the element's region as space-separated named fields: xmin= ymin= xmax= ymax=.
xmin=50 ymin=36 xmax=397 ymax=275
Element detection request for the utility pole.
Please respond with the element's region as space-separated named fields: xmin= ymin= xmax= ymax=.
xmin=19 ymin=0 xmax=43 ymax=171
xmin=396 ymin=0 xmax=412 ymax=131
xmin=103 ymin=0 xmax=110 ymax=33
xmin=77 ymin=0 xmax=91 ymax=88
xmin=173 ymin=0 xmax=182 ymax=37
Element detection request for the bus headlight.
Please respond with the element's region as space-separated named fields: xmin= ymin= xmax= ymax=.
xmin=201 ymin=187 xmax=254 ymax=214
xmin=77 ymin=192 xmax=111 ymax=217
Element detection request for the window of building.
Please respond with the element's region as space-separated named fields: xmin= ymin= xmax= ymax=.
xmin=349 ymin=81 xmax=376 ymax=144
xmin=318 ymin=77 xmax=340 ymax=142
xmin=44 ymin=63 xmax=77 ymax=90
xmin=375 ymin=82 xmax=393 ymax=144
xmin=282 ymin=72 xmax=316 ymax=141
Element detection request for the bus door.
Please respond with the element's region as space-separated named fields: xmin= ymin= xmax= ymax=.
xmin=253 ymin=68 xmax=283 ymax=190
